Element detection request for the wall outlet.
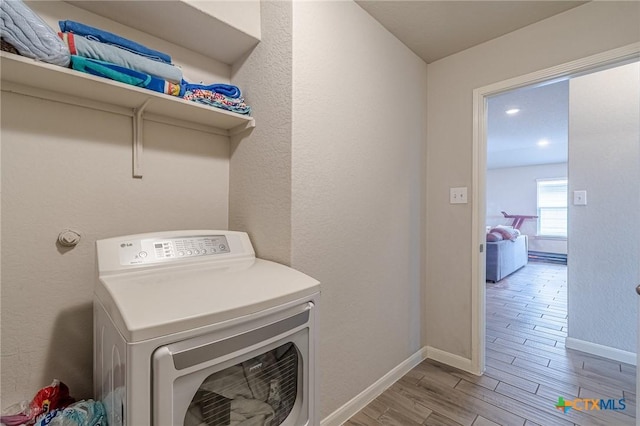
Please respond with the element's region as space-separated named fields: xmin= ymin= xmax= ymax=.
xmin=450 ymin=187 xmax=468 ymax=204
xmin=573 ymin=190 xmax=587 ymax=205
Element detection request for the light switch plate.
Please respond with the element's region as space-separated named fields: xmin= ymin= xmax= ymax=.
xmin=450 ymin=187 xmax=468 ymax=204
xmin=574 ymin=190 xmax=587 ymax=205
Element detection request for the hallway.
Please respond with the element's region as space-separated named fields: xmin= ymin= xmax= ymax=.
xmin=345 ymin=262 xmax=636 ymax=425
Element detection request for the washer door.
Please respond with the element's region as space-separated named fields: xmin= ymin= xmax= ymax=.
xmin=185 ymin=342 xmax=301 ymax=426
xmin=153 ymin=303 xmax=313 ymax=426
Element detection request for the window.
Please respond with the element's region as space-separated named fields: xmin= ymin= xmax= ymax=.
xmin=537 ymin=178 xmax=568 ymax=237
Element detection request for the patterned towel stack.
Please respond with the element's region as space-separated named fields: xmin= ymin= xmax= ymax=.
xmin=1 ymin=0 xmax=252 ymax=117
xmin=183 ymin=89 xmax=252 ymax=115
xmin=58 ymin=20 xmax=251 ymax=115
xmin=182 ymin=81 xmax=251 ymax=115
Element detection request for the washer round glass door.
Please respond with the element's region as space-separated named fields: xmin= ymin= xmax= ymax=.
xmin=152 ymin=303 xmax=313 ymax=426
xmin=185 ymin=342 xmax=300 ymax=426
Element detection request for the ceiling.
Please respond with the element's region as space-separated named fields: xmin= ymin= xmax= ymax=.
xmin=487 ymin=80 xmax=568 ymax=169
xmin=356 ymin=0 xmax=580 ymax=170
xmin=355 ymin=1 xmax=588 ymax=64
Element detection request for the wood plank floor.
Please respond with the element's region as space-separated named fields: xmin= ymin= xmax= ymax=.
xmin=344 ymin=261 xmax=636 ymax=426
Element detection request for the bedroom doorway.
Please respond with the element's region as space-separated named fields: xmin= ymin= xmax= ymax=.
xmin=484 ymin=80 xmax=570 ymax=392
xmin=470 ymin=44 xmax=640 ymax=380
xmin=485 ymin=80 xmax=568 ymax=267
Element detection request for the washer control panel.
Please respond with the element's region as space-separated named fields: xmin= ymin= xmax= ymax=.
xmin=118 ymin=235 xmax=230 ymax=266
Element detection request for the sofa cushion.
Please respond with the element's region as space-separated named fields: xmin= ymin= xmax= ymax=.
xmin=490 ymin=227 xmax=520 ymax=241
xmin=486 ymin=232 xmax=503 ymax=242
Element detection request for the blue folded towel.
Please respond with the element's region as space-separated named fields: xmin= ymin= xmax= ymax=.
xmin=0 ymin=0 xmax=70 ymax=66
xmin=70 ymin=55 xmax=184 ymax=97
xmin=59 ymin=20 xmax=171 ymax=64
xmin=182 ymin=82 xmax=242 ymax=99
xmin=61 ymin=32 xmax=182 ymax=83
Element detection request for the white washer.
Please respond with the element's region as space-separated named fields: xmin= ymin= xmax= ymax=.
xmin=94 ymin=230 xmax=320 ymax=426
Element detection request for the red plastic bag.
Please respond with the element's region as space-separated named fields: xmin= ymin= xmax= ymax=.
xmin=1 ymin=380 xmax=75 ymax=426
xmin=29 ymin=379 xmax=74 ymax=419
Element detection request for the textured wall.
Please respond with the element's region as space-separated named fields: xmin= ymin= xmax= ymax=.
xmin=567 ymin=62 xmax=640 ymax=352
xmin=229 ymin=1 xmax=293 ymax=265
xmin=426 ymin=1 xmax=640 ymax=359
xmin=487 ymin=163 xmax=568 ymax=254
xmin=2 ymin=2 xmax=231 ymax=407
xmin=1 ymin=94 xmax=230 ymax=404
xmin=291 ymin=1 xmax=427 ymax=418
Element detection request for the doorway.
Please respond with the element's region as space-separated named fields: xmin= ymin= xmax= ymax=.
xmin=486 ymin=79 xmax=569 ymax=266
xmin=470 ymin=44 xmax=640 ymax=379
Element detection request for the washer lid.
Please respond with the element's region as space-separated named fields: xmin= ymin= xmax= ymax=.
xmin=96 ymin=258 xmax=320 ymax=342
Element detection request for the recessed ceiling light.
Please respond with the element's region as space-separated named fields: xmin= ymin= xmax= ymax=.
xmin=505 ymin=108 xmax=520 ymax=115
xmin=537 ymin=139 xmax=550 ymax=147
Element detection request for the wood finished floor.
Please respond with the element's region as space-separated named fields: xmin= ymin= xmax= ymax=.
xmin=344 ymin=261 xmax=636 ymax=426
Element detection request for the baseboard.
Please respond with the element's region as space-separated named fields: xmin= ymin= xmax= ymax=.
xmin=425 ymin=346 xmax=477 ymax=374
xmin=566 ymin=337 xmax=637 ymax=366
xmin=528 ymin=250 xmax=567 ymax=265
xmin=320 ymin=347 xmax=428 ymax=426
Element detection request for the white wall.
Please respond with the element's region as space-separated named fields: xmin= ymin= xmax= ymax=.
xmin=1 ymin=2 xmax=231 ymax=406
xmin=211 ymin=1 xmax=429 ymax=420
xmin=27 ymin=1 xmax=230 ymax=85
xmin=567 ymin=62 xmax=639 ymax=353
xmin=291 ymin=1 xmax=427 ymax=418
xmin=229 ymin=0 xmax=293 ymax=265
xmin=426 ymin=1 xmax=640 ymax=359
xmin=187 ymin=0 xmax=261 ymax=41
xmin=487 ymin=163 xmax=567 ymax=254
xmin=1 ymin=94 xmax=230 ymax=404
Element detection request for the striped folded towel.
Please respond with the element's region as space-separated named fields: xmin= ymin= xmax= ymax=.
xmin=60 ymin=32 xmax=182 ymax=83
xmin=59 ymin=20 xmax=171 ymax=64
xmin=70 ymin=55 xmax=182 ymax=97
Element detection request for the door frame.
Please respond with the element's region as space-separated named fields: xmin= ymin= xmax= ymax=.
xmin=470 ymin=42 xmax=640 ymax=376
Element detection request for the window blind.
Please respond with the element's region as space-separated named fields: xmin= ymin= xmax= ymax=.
xmin=537 ymin=179 xmax=568 ymax=237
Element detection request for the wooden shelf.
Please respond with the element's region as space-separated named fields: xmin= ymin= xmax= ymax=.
xmin=1 ymin=52 xmax=254 ymax=178
xmin=0 ymin=52 xmax=255 ymax=135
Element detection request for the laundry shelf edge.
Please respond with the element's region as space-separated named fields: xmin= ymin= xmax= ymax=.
xmin=0 ymin=52 xmax=255 ymax=133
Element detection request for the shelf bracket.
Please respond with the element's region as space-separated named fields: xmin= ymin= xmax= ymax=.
xmin=132 ymin=99 xmax=151 ymax=178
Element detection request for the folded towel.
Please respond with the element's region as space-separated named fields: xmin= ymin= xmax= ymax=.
xmin=0 ymin=0 xmax=69 ymax=66
xmin=60 ymin=32 xmax=182 ymax=83
xmin=183 ymin=89 xmax=251 ymax=115
xmin=70 ymin=55 xmax=182 ymax=97
xmin=59 ymin=20 xmax=171 ymax=64
xmin=182 ymin=82 xmax=242 ymax=99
